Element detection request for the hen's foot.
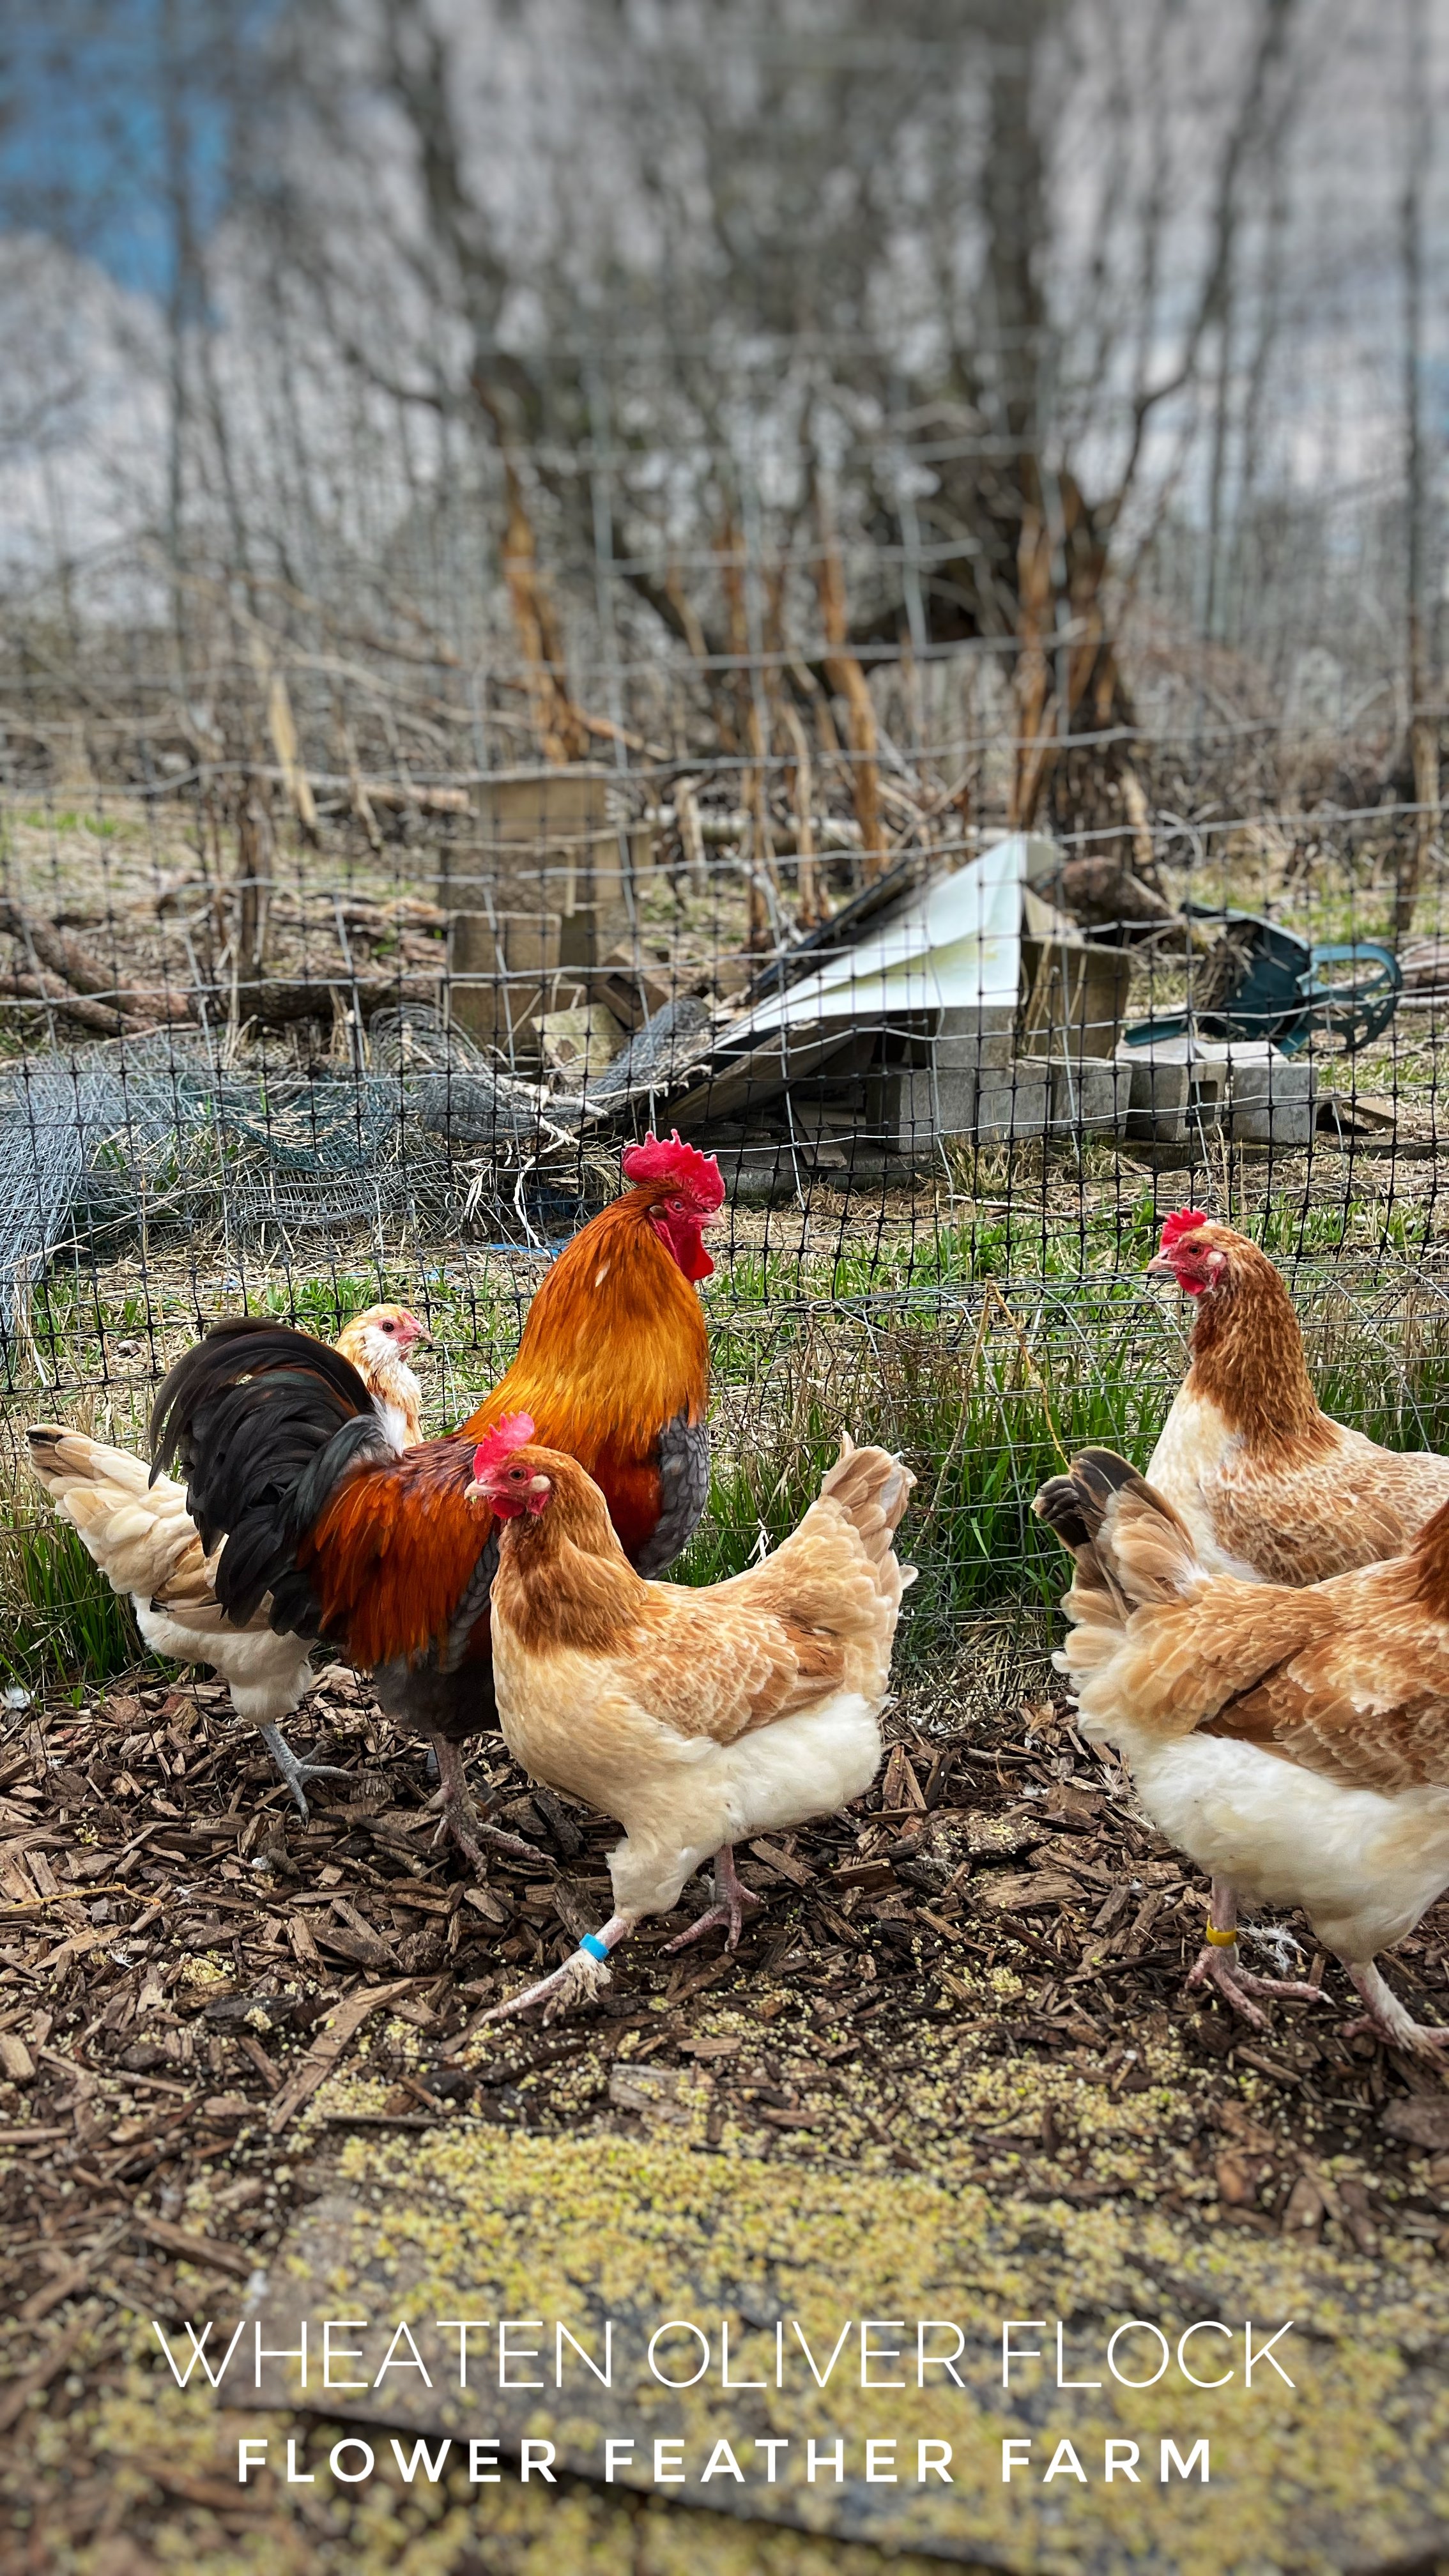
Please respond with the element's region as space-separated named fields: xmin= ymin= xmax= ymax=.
xmin=665 ymin=1846 xmax=764 ymax=1953
xmin=431 ymin=1737 xmax=544 ymax=1868
xmin=257 ymin=1722 xmax=355 ymax=1822
xmin=1343 ymin=1961 xmax=1449 ymax=2057
xmin=440 ymin=1801 xmax=545 ymax=1870
xmin=482 ymin=1915 xmax=634 ymax=2025
xmin=1184 ymin=1940 xmax=1324 ymax=2027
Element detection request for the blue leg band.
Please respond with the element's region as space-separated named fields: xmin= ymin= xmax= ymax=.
xmin=579 ymin=1933 xmax=610 ymax=1963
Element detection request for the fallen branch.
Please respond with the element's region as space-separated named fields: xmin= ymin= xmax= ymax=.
xmin=362 ymin=781 xmax=471 ymax=816
xmin=0 ymin=898 xmax=193 ymax=1027
xmin=129 ymin=2213 xmax=255 ymax=2280
xmin=0 ymin=968 xmax=140 ymax=1038
xmin=227 ymin=967 xmax=439 ymax=1027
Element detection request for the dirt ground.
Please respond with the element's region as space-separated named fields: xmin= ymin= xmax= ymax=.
xmin=3 ymin=1657 xmax=1449 ymax=2574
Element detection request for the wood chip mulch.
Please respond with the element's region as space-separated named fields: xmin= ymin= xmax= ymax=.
xmin=3 ymin=1662 xmax=1448 ymax=2562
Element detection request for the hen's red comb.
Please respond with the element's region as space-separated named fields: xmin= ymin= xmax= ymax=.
xmin=620 ymin=1130 xmax=725 ymax=1211
xmin=471 ymin=1413 xmax=535 ymax=1482
xmin=1160 ymin=1207 xmax=1211 ymax=1250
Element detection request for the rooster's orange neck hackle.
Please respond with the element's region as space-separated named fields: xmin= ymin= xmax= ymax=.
xmin=459 ymin=1176 xmax=712 ymax=1464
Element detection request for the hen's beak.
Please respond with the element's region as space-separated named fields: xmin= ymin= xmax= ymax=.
xmin=1144 ymin=1252 xmax=1177 ymax=1278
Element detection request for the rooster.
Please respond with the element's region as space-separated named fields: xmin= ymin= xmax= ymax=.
xmin=466 ymin=1418 xmax=915 ymax=2021
xmin=1146 ymin=1209 xmax=1449 ymax=1583
xmin=1036 ymin=1446 xmax=1449 ymax=2051
xmin=27 ymin=1305 xmax=431 ymax=1815
xmin=147 ymin=1136 xmax=726 ymax=1866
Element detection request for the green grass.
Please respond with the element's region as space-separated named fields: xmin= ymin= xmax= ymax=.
xmin=19 ymin=807 xmax=121 ymax=838
xmin=0 ymin=1512 xmax=141 ymax=1690
xmin=11 ymin=1233 xmax=1449 ymax=1690
xmin=682 ymin=1271 xmax=1449 ymax=1666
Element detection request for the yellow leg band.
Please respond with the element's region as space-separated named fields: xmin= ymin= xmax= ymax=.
xmin=1205 ymin=1922 xmax=1238 ymax=1948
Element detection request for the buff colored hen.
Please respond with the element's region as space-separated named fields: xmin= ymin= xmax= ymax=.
xmin=468 ymin=1418 xmax=915 ymax=2021
xmin=1146 ymin=1210 xmax=1449 ymax=1583
xmin=1037 ymin=1446 xmax=1449 ymax=2053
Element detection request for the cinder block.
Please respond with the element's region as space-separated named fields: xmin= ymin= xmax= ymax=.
xmin=866 ymin=1068 xmax=940 ymax=1153
xmin=868 ymin=1059 xmax=1058 ymax=1151
xmin=1119 ymin=1049 xmax=1226 ymax=1143
xmin=935 ymin=1004 xmax=1016 ymax=1075
xmin=972 ymin=1063 xmax=1053 ymax=1142
xmin=1210 ymin=1045 xmax=1317 ymax=1147
xmin=1122 ymin=1037 xmax=1317 ymax=1147
xmin=937 ymin=1026 xmax=1016 ymax=1077
xmin=1050 ymin=1058 xmax=1131 ymax=1134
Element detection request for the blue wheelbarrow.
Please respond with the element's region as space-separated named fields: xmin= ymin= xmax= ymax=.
xmin=1123 ymin=908 xmax=1402 ymax=1057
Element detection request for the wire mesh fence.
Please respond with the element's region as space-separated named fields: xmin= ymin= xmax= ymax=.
xmin=4 ymin=515 xmax=1449 ymax=1689
xmin=3 ymin=0 xmax=1449 ymax=1690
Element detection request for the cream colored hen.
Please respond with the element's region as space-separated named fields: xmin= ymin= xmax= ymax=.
xmin=466 ymin=1416 xmax=915 ymax=2020
xmin=27 ymin=1303 xmax=429 ymax=1813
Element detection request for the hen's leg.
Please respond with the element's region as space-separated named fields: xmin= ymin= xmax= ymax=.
xmin=482 ymin=1913 xmax=636 ymax=2024
xmin=1183 ymin=1880 xmax=1326 ymax=2027
xmin=434 ymin=1736 xmax=544 ymax=1867
xmin=665 ymin=1846 xmax=764 ymax=1953
xmin=1343 ymin=1960 xmax=1449 ymax=2055
xmin=256 ymin=1722 xmax=355 ymax=1822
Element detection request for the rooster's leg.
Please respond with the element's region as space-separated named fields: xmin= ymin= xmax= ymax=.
xmin=482 ymin=1913 xmax=636 ymax=2025
xmin=1183 ymin=1879 xmax=1326 ymax=2027
xmin=664 ymin=1845 xmax=765 ymax=1953
xmin=256 ymin=1722 xmax=355 ymax=1822
xmin=433 ymin=1737 xmax=544 ymax=1867
xmin=1342 ymin=1960 xmax=1449 ymax=2056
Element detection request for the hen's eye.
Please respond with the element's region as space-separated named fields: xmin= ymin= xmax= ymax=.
xmin=381 ymin=1321 xmax=395 ymax=1333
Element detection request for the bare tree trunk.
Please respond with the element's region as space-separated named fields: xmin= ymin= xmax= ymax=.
xmin=234 ymin=774 xmax=274 ymax=985
xmin=493 ymin=438 xmax=590 ymax=767
xmin=1397 ymin=0 xmax=1439 ymax=939
xmin=813 ymin=486 xmax=885 ymax=882
xmin=779 ymin=699 xmax=825 ymax=926
xmin=159 ymin=0 xmax=196 ymax=682
xmin=1009 ymin=493 xmax=1056 ymax=829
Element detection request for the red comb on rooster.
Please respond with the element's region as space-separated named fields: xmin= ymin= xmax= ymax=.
xmin=620 ymin=1133 xmax=723 ymax=1282
xmin=620 ymin=1131 xmax=725 ymax=1209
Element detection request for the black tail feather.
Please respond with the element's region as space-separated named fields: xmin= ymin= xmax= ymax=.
xmin=150 ymin=1319 xmax=387 ymax=1630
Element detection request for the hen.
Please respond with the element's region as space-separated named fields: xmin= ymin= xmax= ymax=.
xmin=467 ymin=1418 xmax=915 ymax=2021
xmin=147 ymin=1137 xmax=725 ymax=1866
xmin=1036 ymin=1446 xmax=1449 ymax=2051
xmin=28 ymin=1304 xmax=431 ymax=1815
xmin=1146 ymin=1209 xmax=1449 ymax=1582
